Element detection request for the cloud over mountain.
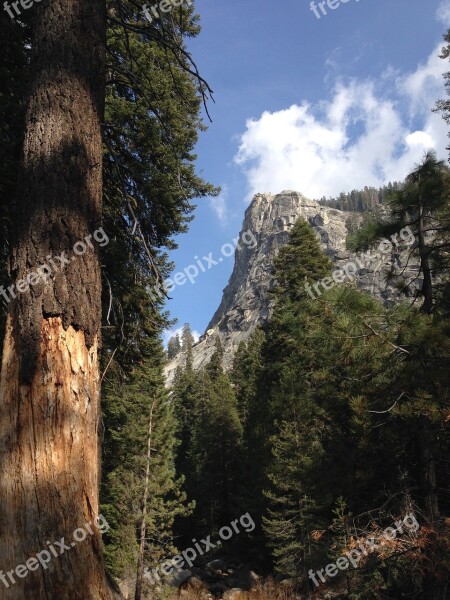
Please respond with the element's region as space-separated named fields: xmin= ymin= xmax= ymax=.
xmin=234 ymin=37 xmax=448 ymax=200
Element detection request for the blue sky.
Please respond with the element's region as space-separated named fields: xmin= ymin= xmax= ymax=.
xmin=163 ymin=0 xmax=450 ymax=344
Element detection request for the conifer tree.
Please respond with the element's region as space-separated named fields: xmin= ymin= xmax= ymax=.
xmin=0 ymin=1 xmax=112 ymax=595
xmin=167 ymin=334 xmax=182 ymax=359
xmin=250 ymin=218 xmax=333 ymax=489
xmin=232 ymin=329 xmax=265 ymax=429
xmin=181 ymin=323 xmax=196 ymax=356
xmin=173 ymin=339 xmax=243 ymax=536
xmin=348 ymin=151 xmax=450 ymax=314
xmin=189 ymin=358 xmax=243 ymax=532
xmin=231 ymin=330 xmax=267 ymax=525
xmin=101 ymin=345 xmax=192 ymax=589
xmin=435 ymin=28 xmax=450 ymax=158
xmin=257 ymin=217 xmax=450 ymax=594
xmin=263 ymin=420 xmax=327 ymax=584
xmin=171 ymin=342 xmax=202 ymax=541
xmin=207 ymin=336 xmax=224 ymax=378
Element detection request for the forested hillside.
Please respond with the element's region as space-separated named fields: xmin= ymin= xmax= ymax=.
xmin=317 ymin=182 xmax=402 ymax=212
xmin=171 ymin=155 xmax=450 ymax=598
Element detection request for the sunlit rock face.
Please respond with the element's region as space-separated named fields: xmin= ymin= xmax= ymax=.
xmin=165 ymin=190 xmax=417 ymax=385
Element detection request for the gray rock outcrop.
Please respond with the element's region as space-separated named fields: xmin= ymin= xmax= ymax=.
xmin=165 ymin=190 xmax=417 ymax=385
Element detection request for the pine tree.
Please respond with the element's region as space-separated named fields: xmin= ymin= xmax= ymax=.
xmin=207 ymin=336 xmax=224 ymax=378
xmin=167 ymin=334 xmax=181 ymax=359
xmin=318 ymin=183 xmax=401 ymax=212
xmin=0 ymin=0 xmax=216 ymax=595
xmin=435 ymin=28 xmax=450 ymax=159
xmin=101 ymin=346 xmax=192 ymax=591
xmin=181 ymin=323 xmax=196 ymax=355
xmin=348 ymin=151 xmax=450 ymax=314
xmin=232 ymin=329 xmax=265 ymax=427
xmin=173 ymin=340 xmax=243 ymax=536
xmin=189 ymin=366 xmax=243 ymax=532
xmin=171 ymin=341 xmax=202 ymax=540
xmin=258 ymin=217 xmax=333 ymax=432
xmin=101 ymin=1 xmax=218 ymax=373
xmin=231 ymin=330 xmax=267 ymax=525
xmin=251 ymin=215 xmax=450 ymax=594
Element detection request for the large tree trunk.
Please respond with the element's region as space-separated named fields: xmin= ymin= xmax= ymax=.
xmin=0 ymin=1 xmax=112 ymax=598
xmin=418 ymin=424 xmax=448 ymax=600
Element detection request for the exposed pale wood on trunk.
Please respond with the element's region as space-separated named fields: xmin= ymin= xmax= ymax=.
xmin=0 ymin=317 xmax=111 ymax=598
xmin=0 ymin=0 xmax=112 ymax=597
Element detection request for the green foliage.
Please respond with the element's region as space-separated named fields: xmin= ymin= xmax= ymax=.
xmin=232 ymin=328 xmax=266 ymax=426
xmin=181 ymin=323 xmax=196 ymax=367
xmin=318 ymin=182 xmax=402 ymax=213
xmin=3 ymin=12 xmax=450 ymax=597
xmin=243 ymin=216 xmax=450 ymax=596
xmin=172 ymin=339 xmax=243 ymax=539
xmin=101 ymin=1 xmax=218 ymax=373
xmin=435 ymin=28 xmax=450 ymax=158
xmin=345 ymin=206 xmax=386 ymax=252
xmin=190 ymin=368 xmax=243 ymax=531
xmin=271 ymin=217 xmax=333 ymax=304
xmin=101 ymin=345 xmax=192 ymax=579
xmin=167 ymin=333 xmax=181 ymax=359
xmin=207 ymin=336 xmax=224 ymax=379
xmin=0 ymin=1 xmax=218 ymax=371
xmin=229 ymin=329 xmax=268 ymax=532
xmin=171 ymin=337 xmax=202 ymax=529
xmin=348 ymin=151 xmax=450 ymax=314
xmin=263 ymin=421 xmax=327 ymax=584
xmin=0 ymin=6 xmax=218 ymax=586
xmin=94 ymin=6 xmax=219 ymax=583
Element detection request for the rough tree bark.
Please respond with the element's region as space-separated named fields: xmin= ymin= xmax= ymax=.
xmin=0 ymin=0 xmax=112 ymax=598
xmin=419 ymin=423 xmax=448 ymax=600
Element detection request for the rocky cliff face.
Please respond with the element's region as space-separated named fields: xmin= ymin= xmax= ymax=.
xmin=165 ymin=190 xmax=416 ymax=385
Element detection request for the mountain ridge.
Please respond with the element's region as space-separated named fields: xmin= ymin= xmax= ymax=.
xmin=165 ymin=190 xmax=416 ymax=385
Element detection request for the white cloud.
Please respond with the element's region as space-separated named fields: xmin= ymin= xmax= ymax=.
xmin=405 ymin=131 xmax=435 ymax=148
xmin=163 ymin=327 xmax=200 ymax=348
xmin=437 ymin=0 xmax=450 ymax=26
xmin=234 ymin=41 xmax=448 ymax=201
xmin=398 ymin=43 xmax=446 ymax=114
xmin=209 ymin=185 xmax=229 ymax=223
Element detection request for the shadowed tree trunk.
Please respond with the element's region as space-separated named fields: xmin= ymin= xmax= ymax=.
xmin=418 ymin=203 xmax=433 ymax=314
xmin=419 ymin=423 xmax=448 ymax=600
xmin=0 ymin=0 xmax=112 ymax=598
